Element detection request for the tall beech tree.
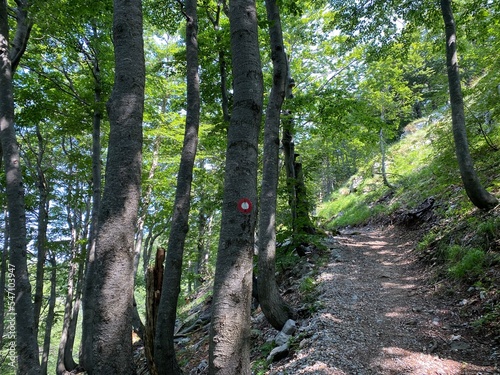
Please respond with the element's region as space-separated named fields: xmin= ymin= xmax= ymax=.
xmin=154 ymin=0 xmax=200 ymax=373
xmin=0 ymin=0 xmax=41 ymax=373
xmin=81 ymin=25 xmax=106 ymax=371
xmin=208 ymin=0 xmax=263 ymax=373
xmin=440 ymin=0 xmax=498 ymax=210
xmin=257 ymin=0 xmax=295 ymax=331
xmin=89 ymin=0 xmax=145 ymax=373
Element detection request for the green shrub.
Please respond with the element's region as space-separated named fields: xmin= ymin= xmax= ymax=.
xmin=299 ymin=276 xmax=316 ymax=294
xmin=447 ymin=246 xmax=486 ymax=279
xmin=477 ymin=217 xmax=500 ymax=238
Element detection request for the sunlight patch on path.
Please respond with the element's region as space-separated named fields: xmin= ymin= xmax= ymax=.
xmin=372 ymin=346 xmax=492 ymax=375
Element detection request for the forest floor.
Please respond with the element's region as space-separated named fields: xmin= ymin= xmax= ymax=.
xmin=175 ymin=224 xmax=499 ymax=374
xmin=261 ymin=226 xmax=499 ymax=375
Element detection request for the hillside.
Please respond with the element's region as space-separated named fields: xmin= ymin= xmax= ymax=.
xmin=318 ymin=114 xmax=499 ymax=291
xmin=162 ymin=115 xmax=500 ymax=374
xmin=316 ymin=113 xmax=500 ymax=339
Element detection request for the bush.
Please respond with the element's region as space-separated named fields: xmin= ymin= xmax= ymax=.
xmin=447 ymin=245 xmax=486 ymax=280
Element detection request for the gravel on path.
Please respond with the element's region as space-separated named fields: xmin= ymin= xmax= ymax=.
xmin=265 ymin=226 xmax=498 ymax=375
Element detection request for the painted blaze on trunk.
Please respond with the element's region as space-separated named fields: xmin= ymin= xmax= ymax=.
xmin=208 ymin=0 xmax=263 ymax=374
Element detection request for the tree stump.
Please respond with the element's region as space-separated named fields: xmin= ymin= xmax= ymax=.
xmin=144 ymin=247 xmax=165 ymax=375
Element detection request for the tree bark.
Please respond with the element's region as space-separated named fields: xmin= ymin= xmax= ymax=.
xmin=379 ymin=129 xmax=394 ymax=190
xmin=80 ymin=29 xmax=103 ymax=370
xmin=131 ymin=137 xmax=160 ymax=343
xmin=194 ymin=206 xmax=211 ymax=289
xmin=294 ymin=159 xmax=315 ymax=235
xmin=154 ymin=1 xmax=200 ymax=373
xmin=57 ymin=229 xmax=80 ymax=375
xmin=281 ymin=64 xmax=314 ymax=237
xmin=65 ymin=254 xmax=84 ymax=370
xmin=65 ymin=296 xmax=80 ymax=369
xmin=206 ymin=2 xmax=231 ymax=124
xmin=0 ymin=207 xmax=8 ymax=348
xmin=41 ymin=255 xmax=57 ymax=375
xmin=89 ymin=0 xmax=145 ymax=373
xmin=145 ymin=247 xmax=165 ymax=375
xmin=208 ymin=0 xmax=263 ymax=373
xmin=440 ymin=0 xmax=498 ymax=210
xmin=282 ymin=119 xmax=297 ymax=227
xmin=258 ymin=0 xmax=295 ymax=331
xmin=0 ymin=1 xmax=41 ymax=373
xmin=33 ymin=125 xmax=49 ymax=338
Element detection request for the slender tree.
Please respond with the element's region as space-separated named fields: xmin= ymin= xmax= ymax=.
xmin=0 ymin=0 xmax=41 ymax=373
xmin=440 ymin=0 xmax=498 ymax=210
xmin=80 ymin=29 xmax=104 ymax=370
xmin=0 ymin=207 xmax=8 ymax=348
xmin=154 ymin=0 xmax=200 ymax=373
xmin=208 ymin=0 xmax=263 ymax=373
xmin=204 ymin=0 xmax=231 ymax=124
xmin=89 ymin=0 xmax=145 ymax=373
xmin=258 ymin=0 xmax=295 ymax=330
xmin=41 ymin=253 xmax=57 ymax=375
xmin=31 ymin=125 xmax=50 ymax=338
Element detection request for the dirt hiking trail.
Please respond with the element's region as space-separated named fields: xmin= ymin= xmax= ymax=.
xmin=265 ymin=226 xmax=498 ymax=375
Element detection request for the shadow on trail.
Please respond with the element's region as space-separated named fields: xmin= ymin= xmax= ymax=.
xmin=271 ymin=227 xmax=496 ymax=375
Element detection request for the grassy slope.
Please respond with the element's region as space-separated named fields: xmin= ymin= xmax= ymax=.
xmin=317 ymin=114 xmax=500 ymax=331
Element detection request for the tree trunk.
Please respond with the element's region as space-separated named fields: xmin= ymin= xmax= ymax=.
xmin=379 ymin=129 xmax=394 ymax=190
xmin=143 ymin=227 xmax=164 ymax=280
xmin=208 ymin=0 xmax=263 ymax=373
xmin=0 ymin=208 xmax=9 ymax=347
xmin=0 ymin=1 xmax=41 ymax=373
xmin=258 ymin=0 xmax=295 ymax=331
xmin=145 ymin=247 xmax=165 ymax=375
xmin=206 ymin=2 xmax=231 ymax=124
xmin=281 ymin=63 xmax=314 ymax=237
xmin=57 ymin=244 xmax=79 ymax=374
xmin=61 ymin=234 xmax=87 ymax=373
xmin=89 ymin=0 xmax=145 ymax=372
xmin=294 ymin=159 xmax=315 ymax=235
xmin=60 ymin=154 xmax=90 ymax=374
xmin=282 ymin=119 xmax=297 ymax=227
xmin=154 ymin=1 xmax=200 ymax=373
xmin=131 ymin=137 xmax=160 ymax=343
xmin=65 ymin=257 xmax=84 ymax=367
xmin=80 ymin=32 xmax=103 ymax=371
xmin=440 ymin=0 xmax=498 ymax=210
xmin=33 ymin=125 xmax=49 ymax=338
xmin=194 ymin=207 xmax=210 ymax=289
xmin=41 ymin=255 xmax=57 ymax=375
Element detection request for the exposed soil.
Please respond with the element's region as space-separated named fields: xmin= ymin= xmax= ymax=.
xmin=263 ymin=226 xmax=499 ymax=375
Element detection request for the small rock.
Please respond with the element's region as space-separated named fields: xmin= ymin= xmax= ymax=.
xmin=267 ymin=343 xmax=290 ymax=363
xmin=190 ymin=359 xmax=208 ymax=374
xmin=174 ymin=337 xmax=190 ymax=345
xmin=275 ymin=331 xmax=291 ymax=346
xmin=282 ymin=319 xmax=297 ymax=335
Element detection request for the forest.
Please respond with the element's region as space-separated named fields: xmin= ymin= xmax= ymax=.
xmin=0 ymin=0 xmax=499 ymax=374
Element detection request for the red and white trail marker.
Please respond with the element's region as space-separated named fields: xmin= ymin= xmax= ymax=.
xmin=237 ymin=198 xmax=253 ymax=214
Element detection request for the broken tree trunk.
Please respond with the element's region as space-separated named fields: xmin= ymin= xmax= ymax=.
xmin=145 ymin=247 xmax=165 ymax=375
